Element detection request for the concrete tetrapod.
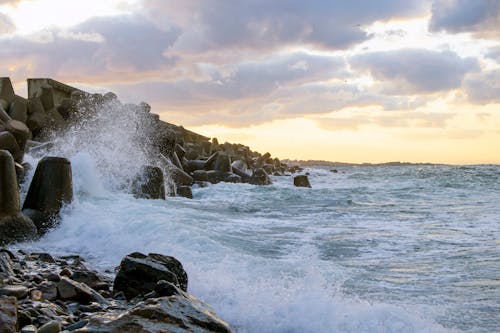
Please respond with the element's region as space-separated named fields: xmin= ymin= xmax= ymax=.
xmin=22 ymin=156 xmax=73 ymax=234
xmin=0 ymin=150 xmax=37 ymax=245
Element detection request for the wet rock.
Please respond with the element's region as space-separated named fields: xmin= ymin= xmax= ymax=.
xmin=132 ymin=166 xmax=165 ymax=200
xmin=18 ymin=311 xmax=33 ymax=328
xmin=206 ymin=170 xmax=220 ymax=184
xmin=250 ymin=168 xmax=272 ymax=186
xmin=71 ymin=270 xmax=106 ymax=291
xmin=38 ymin=281 xmax=58 ymax=301
xmin=113 ymin=253 xmax=187 ymax=300
xmin=21 ymin=324 xmax=38 ymax=333
xmin=22 ymin=157 xmax=73 ymax=234
xmin=57 ymin=277 xmax=105 ymax=305
xmin=224 ymin=173 xmax=241 ymax=183
xmin=192 ymin=170 xmax=208 ymax=181
xmin=231 ymin=159 xmax=248 ymax=173
xmin=30 ymin=289 xmax=43 ymax=301
xmin=38 ymin=320 xmax=61 ymax=333
xmin=0 ymin=284 xmax=28 ymax=298
xmin=3 ymin=119 xmax=30 ymax=153
xmin=201 ymin=141 xmax=212 ymax=157
xmin=176 ymin=186 xmax=193 ymax=199
xmin=65 ymin=320 xmax=88 ymax=331
xmin=0 ymin=251 xmax=15 ymax=279
xmin=34 ymin=252 xmax=56 ymax=263
xmin=75 ymin=294 xmax=232 ymax=333
xmin=0 ymin=150 xmax=38 ymax=245
xmin=186 ymin=159 xmax=206 ymax=173
xmin=154 ymin=280 xmax=182 ymax=297
xmin=0 ymin=295 xmax=17 ymax=333
xmin=294 ymin=175 xmax=311 ymax=188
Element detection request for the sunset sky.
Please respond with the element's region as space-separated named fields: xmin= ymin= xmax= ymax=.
xmin=1 ymin=0 xmax=499 ymax=164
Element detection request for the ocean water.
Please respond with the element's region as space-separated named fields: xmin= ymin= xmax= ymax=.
xmin=17 ymin=159 xmax=500 ymax=333
xmin=14 ymin=104 xmax=500 ymax=332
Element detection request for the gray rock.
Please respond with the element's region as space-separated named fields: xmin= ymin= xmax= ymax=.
xmin=0 ymin=252 xmax=14 ymax=279
xmin=57 ymin=277 xmax=105 ymax=305
xmin=9 ymin=96 xmax=28 ymax=123
xmin=38 ymin=320 xmax=61 ymax=333
xmin=22 ymin=157 xmax=73 ymax=234
xmin=294 ymin=175 xmax=311 ymax=188
xmin=214 ymin=153 xmax=232 ymax=173
xmin=21 ymin=324 xmax=38 ymax=333
xmin=0 ymin=284 xmax=28 ymax=298
xmin=0 ymin=295 xmax=17 ymax=333
xmin=75 ymin=294 xmax=232 ymax=333
xmin=192 ymin=170 xmax=208 ymax=181
xmin=0 ymin=132 xmax=22 ymax=163
xmin=176 ymin=186 xmax=193 ymax=199
xmin=250 ymin=168 xmax=272 ymax=186
xmin=224 ymin=173 xmax=241 ymax=183
xmin=113 ymin=252 xmax=187 ymax=300
xmin=0 ymin=78 xmax=15 ymax=105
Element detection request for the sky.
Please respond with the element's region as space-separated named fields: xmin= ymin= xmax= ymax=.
xmin=0 ymin=0 xmax=499 ymax=164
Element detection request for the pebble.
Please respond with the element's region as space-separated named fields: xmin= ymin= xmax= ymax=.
xmin=38 ymin=320 xmax=61 ymax=333
xmin=0 ymin=284 xmax=29 ymax=298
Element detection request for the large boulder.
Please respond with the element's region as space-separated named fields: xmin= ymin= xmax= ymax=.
xmin=132 ymin=166 xmax=165 ymax=200
xmin=250 ymin=168 xmax=272 ymax=186
xmin=294 ymin=175 xmax=311 ymax=188
xmin=0 ymin=132 xmax=22 ymax=163
xmin=113 ymin=252 xmax=188 ymax=300
xmin=74 ymin=293 xmax=232 ymax=333
xmin=0 ymin=150 xmax=37 ymax=245
xmin=57 ymin=276 xmax=106 ymax=304
xmin=0 ymin=78 xmax=15 ymax=105
xmin=22 ymin=157 xmax=73 ymax=234
xmin=8 ymin=96 xmax=28 ymax=123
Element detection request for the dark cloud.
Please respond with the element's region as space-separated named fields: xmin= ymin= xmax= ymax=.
xmin=0 ymin=12 xmax=14 ymax=34
xmin=430 ymin=0 xmax=500 ymax=39
xmin=144 ymin=0 xmax=426 ymax=52
xmin=463 ymin=69 xmax=500 ymax=104
xmin=350 ymin=49 xmax=479 ymax=94
xmin=0 ymin=14 xmax=179 ymax=80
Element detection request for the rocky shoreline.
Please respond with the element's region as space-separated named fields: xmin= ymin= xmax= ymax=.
xmin=0 ymin=248 xmax=232 ymax=333
xmin=0 ymin=77 xmax=312 ymax=332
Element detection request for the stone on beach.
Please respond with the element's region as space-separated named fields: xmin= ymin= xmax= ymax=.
xmin=250 ymin=168 xmax=272 ymax=185
xmin=113 ymin=252 xmax=188 ymax=300
xmin=132 ymin=165 xmax=166 ymax=200
xmin=0 ymin=296 xmax=17 ymax=333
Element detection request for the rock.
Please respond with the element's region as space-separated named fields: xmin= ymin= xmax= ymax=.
xmin=30 ymin=289 xmax=43 ymax=301
xmin=56 ymin=98 xmax=76 ymax=120
xmin=231 ymin=159 xmax=248 ymax=173
xmin=0 ymin=150 xmax=38 ymax=245
xmin=0 ymin=251 xmax=15 ymax=279
xmin=38 ymin=281 xmax=58 ymax=301
xmin=71 ymin=270 xmax=105 ymax=290
xmin=204 ymin=152 xmax=219 ymax=170
xmin=65 ymin=320 xmax=88 ymax=331
xmin=9 ymin=96 xmax=28 ymax=123
xmin=18 ymin=311 xmax=33 ymax=329
xmin=38 ymin=320 xmax=61 ymax=333
xmin=0 ymin=284 xmax=28 ymax=298
xmin=201 ymin=141 xmax=212 ymax=157
xmin=174 ymin=144 xmax=186 ymax=160
xmin=27 ymin=97 xmax=44 ymax=115
xmin=0 ymin=296 xmax=17 ymax=333
xmin=224 ymin=173 xmax=241 ymax=183
xmin=214 ymin=153 xmax=232 ymax=173
xmin=37 ymin=85 xmax=55 ymax=111
xmin=57 ymin=277 xmax=106 ymax=305
xmin=0 ymin=131 xmax=22 ymax=162
xmin=75 ymin=294 xmax=232 ymax=333
xmin=132 ymin=166 xmax=165 ymax=200
xmin=26 ymin=111 xmax=49 ymax=135
xmin=263 ymin=164 xmax=274 ymax=175
xmin=231 ymin=166 xmax=251 ymax=183
xmin=34 ymin=252 xmax=56 ymax=263
xmin=22 ymin=157 xmax=73 ymax=234
xmin=206 ymin=170 xmax=219 ymax=184
xmin=21 ymin=324 xmax=38 ymax=333
xmin=192 ymin=170 xmax=208 ymax=181
xmin=113 ymin=253 xmax=187 ymax=300
xmin=294 ymin=175 xmax=311 ymax=188
xmin=2 ymin=119 xmax=30 ymax=153
xmin=250 ymin=168 xmax=272 ymax=186
xmin=0 ymin=78 xmax=15 ymax=105
xmin=186 ymin=159 xmax=206 ymax=173
xmin=176 ymin=186 xmax=193 ymax=199
xmin=330 ymin=169 xmax=338 ymax=173
xmin=154 ymin=280 xmax=181 ymax=297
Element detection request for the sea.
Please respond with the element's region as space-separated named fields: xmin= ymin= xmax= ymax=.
xmin=13 ymin=104 xmax=500 ymax=333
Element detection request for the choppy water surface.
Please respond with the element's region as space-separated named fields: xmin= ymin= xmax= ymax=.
xmin=19 ymin=162 xmax=500 ymax=333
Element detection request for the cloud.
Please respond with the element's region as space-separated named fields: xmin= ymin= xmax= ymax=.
xmin=464 ymin=69 xmax=500 ymax=104
xmin=0 ymin=14 xmax=180 ymax=81
xmin=315 ymin=111 xmax=455 ymax=131
xmin=350 ymin=49 xmax=479 ymax=94
xmin=430 ymin=0 xmax=500 ymax=39
xmin=486 ymin=46 xmax=500 ymax=63
xmin=0 ymin=12 xmax=14 ymax=34
xmin=143 ymin=0 xmax=426 ymax=53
